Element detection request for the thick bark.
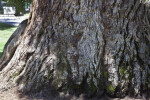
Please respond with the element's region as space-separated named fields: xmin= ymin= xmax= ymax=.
xmin=0 ymin=19 xmax=28 ymax=71
xmin=0 ymin=0 xmax=150 ymax=98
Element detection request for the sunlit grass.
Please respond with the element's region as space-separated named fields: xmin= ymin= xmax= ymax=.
xmin=0 ymin=23 xmax=17 ymax=57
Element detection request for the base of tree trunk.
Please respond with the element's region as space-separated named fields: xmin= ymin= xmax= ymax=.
xmin=0 ymin=0 xmax=150 ymax=99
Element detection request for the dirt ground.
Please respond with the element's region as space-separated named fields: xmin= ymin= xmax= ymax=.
xmin=0 ymin=87 xmax=147 ymax=100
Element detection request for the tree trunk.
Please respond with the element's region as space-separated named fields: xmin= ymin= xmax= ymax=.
xmin=0 ymin=0 xmax=150 ymax=98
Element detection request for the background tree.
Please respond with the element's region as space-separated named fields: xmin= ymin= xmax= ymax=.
xmin=3 ymin=0 xmax=32 ymax=16
xmin=0 ymin=0 xmax=150 ymax=98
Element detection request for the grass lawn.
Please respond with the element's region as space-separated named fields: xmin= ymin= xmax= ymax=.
xmin=0 ymin=23 xmax=17 ymax=58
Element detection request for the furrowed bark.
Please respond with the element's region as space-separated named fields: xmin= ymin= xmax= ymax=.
xmin=0 ymin=0 xmax=150 ymax=98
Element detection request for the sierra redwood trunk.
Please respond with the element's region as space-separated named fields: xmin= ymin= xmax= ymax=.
xmin=0 ymin=0 xmax=150 ymax=98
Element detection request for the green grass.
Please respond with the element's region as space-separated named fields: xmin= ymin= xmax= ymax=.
xmin=0 ymin=52 xmax=2 ymax=58
xmin=0 ymin=23 xmax=17 ymax=57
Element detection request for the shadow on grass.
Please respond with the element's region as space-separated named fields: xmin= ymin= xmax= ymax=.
xmin=0 ymin=22 xmax=15 ymax=30
xmin=0 ymin=52 xmax=2 ymax=58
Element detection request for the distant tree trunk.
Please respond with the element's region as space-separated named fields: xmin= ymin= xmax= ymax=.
xmin=0 ymin=0 xmax=150 ymax=98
